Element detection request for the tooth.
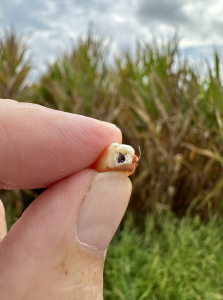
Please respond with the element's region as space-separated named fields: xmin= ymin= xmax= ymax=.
xmin=93 ymin=143 xmax=140 ymax=176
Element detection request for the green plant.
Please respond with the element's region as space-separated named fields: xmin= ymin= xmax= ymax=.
xmin=113 ymin=37 xmax=223 ymax=220
xmin=0 ymin=28 xmax=31 ymax=101
xmin=104 ymin=212 xmax=223 ymax=299
xmin=32 ymin=30 xmax=120 ymax=122
xmin=1 ymin=28 xmax=223 ymax=220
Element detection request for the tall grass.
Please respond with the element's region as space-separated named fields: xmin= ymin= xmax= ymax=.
xmin=113 ymin=37 xmax=223 ymax=220
xmin=32 ymin=30 xmax=118 ymax=121
xmin=0 ymin=28 xmax=31 ymax=101
xmin=1 ymin=29 xmax=223 ymax=220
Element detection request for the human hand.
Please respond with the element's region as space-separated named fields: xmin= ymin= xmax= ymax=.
xmin=0 ymin=99 xmax=132 ymax=300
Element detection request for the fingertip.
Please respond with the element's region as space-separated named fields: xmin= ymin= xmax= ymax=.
xmin=0 ymin=100 xmax=123 ymax=189
xmin=100 ymin=121 xmax=122 ymax=143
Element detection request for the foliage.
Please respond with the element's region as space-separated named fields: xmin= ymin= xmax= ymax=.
xmin=104 ymin=212 xmax=223 ymax=300
xmin=1 ymin=29 xmax=223 ymax=220
xmin=0 ymin=28 xmax=31 ymax=101
xmin=31 ymin=30 xmax=119 ymax=122
xmin=113 ymin=37 xmax=223 ymax=220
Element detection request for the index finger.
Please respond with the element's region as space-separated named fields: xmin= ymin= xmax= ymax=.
xmin=0 ymin=99 xmax=122 ymax=189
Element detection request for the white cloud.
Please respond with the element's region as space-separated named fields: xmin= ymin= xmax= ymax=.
xmin=0 ymin=0 xmax=222 ymax=80
xmin=136 ymin=0 xmax=223 ymax=48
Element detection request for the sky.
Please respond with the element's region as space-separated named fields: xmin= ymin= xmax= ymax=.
xmin=0 ymin=0 xmax=223 ymax=80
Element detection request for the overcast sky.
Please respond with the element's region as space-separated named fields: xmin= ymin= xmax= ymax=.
xmin=0 ymin=0 xmax=223 ymax=79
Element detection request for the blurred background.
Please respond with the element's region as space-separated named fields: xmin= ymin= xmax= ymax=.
xmin=1 ymin=0 xmax=223 ymax=299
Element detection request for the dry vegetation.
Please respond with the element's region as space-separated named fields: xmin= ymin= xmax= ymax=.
xmin=1 ymin=29 xmax=223 ymax=221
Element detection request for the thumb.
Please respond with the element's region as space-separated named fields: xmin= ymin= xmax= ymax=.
xmin=0 ymin=169 xmax=132 ymax=300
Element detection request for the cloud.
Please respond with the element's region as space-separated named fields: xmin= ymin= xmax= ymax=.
xmin=0 ymin=0 xmax=51 ymax=32
xmin=135 ymin=0 xmax=223 ymax=47
xmin=0 ymin=0 xmax=223 ymax=81
xmin=136 ymin=0 xmax=189 ymax=26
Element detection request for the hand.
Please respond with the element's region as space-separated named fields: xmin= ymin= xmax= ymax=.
xmin=0 ymin=99 xmax=132 ymax=300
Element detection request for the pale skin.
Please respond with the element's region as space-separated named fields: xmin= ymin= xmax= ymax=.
xmin=0 ymin=99 xmax=132 ymax=300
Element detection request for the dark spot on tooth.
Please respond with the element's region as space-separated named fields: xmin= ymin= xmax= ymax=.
xmin=117 ymin=153 xmax=125 ymax=164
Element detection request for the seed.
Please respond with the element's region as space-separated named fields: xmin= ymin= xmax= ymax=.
xmin=93 ymin=143 xmax=140 ymax=176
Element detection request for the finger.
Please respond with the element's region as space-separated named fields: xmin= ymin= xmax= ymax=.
xmin=0 ymin=200 xmax=7 ymax=241
xmin=0 ymin=99 xmax=122 ymax=189
xmin=0 ymin=169 xmax=132 ymax=299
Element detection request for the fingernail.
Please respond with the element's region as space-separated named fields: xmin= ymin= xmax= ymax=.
xmin=77 ymin=172 xmax=132 ymax=251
